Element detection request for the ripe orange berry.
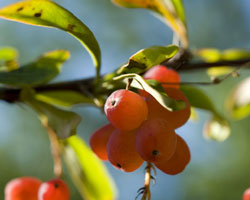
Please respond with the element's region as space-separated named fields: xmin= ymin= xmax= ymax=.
xmin=140 ymin=65 xmax=181 ymax=97
xmin=89 ymin=123 xmax=114 ymax=161
xmin=243 ymin=188 xmax=250 ymax=200
xmin=146 ymin=88 xmax=190 ymax=128
xmin=5 ymin=177 xmax=42 ymax=200
xmin=144 ymin=65 xmax=180 ymax=89
xmin=154 ymin=134 xmax=190 ymax=175
xmin=38 ymin=179 xmax=69 ymax=200
xmin=136 ymin=119 xmax=177 ymax=162
xmin=104 ymin=89 xmax=148 ymax=131
xmin=107 ymin=129 xmax=144 ymax=172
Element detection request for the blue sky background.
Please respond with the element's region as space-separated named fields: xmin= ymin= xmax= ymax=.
xmin=0 ymin=0 xmax=250 ymax=199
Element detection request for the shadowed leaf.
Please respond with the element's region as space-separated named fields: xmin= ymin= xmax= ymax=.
xmin=21 ymin=89 xmax=81 ymax=139
xmin=0 ymin=50 xmax=69 ymax=87
xmin=181 ymin=85 xmax=231 ymax=141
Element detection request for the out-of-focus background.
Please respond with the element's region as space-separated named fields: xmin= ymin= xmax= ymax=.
xmin=0 ymin=0 xmax=250 ymax=199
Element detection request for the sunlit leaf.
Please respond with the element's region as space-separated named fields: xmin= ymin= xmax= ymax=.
xmin=226 ymin=77 xmax=250 ymax=120
xmin=0 ymin=47 xmax=18 ymax=61
xmin=21 ymin=89 xmax=81 ymax=139
xmin=207 ymin=67 xmax=233 ymax=77
xmin=0 ymin=47 xmax=19 ymax=71
xmin=171 ymin=0 xmax=186 ymax=25
xmin=0 ymin=0 xmax=101 ymax=79
xmin=118 ymin=45 xmax=179 ymax=74
xmin=111 ymin=0 xmax=188 ymax=47
xmin=0 ymin=50 xmax=69 ymax=87
xmin=114 ymin=73 xmax=186 ymax=111
xmin=222 ymin=49 xmax=250 ymax=61
xmin=190 ymin=107 xmax=199 ymax=121
xmin=62 ymin=136 xmax=117 ymax=200
xmin=196 ymin=48 xmax=221 ymax=62
xmin=35 ymin=90 xmax=95 ymax=108
xmin=203 ymin=117 xmax=230 ymax=142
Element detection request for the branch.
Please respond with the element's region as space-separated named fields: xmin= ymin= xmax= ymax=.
xmin=0 ymin=58 xmax=250 ymax=103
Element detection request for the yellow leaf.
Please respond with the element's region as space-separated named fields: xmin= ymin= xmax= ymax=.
xmin=112 ymin=0 xmax=188 ymax=47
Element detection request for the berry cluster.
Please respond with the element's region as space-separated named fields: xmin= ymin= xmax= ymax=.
xmin=5 ymin=177 xmax=69 ymax=200
xmin=90 ymin=65 xmax=191 ymax=175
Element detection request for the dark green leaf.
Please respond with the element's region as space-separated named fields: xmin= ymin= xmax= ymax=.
xmin=181 ymin=85 xmax=217 ymax=114
xmin=62 ymin=136 xmax=116 ymax=200
xmin=114 ymin=73 xmax=186 ymax=111
xmin=0 ymin=50 xmax=69 ymax=87
xmin=22 ymin=89 xmax=81 ymax=139
xmin=0 ymin=0 xmax=101 ymax=79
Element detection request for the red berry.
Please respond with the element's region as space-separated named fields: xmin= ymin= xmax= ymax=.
xmin=146 ymin=88 xmax=190 ymax=128
xmin=5 ymin=177 xmax=42 ymax=200
xmin=144 ymin=65 xmax=180 ymax=89
xmin=243 ymin=188 xmax=250 ymax=200
xmin=140 ymin=65 xmax=181 ymax=97
xmin=104 ymin=89 xmax=148 ymax=131
xmin=107 ymin=129 xmax=144 ymax=172
xmin=136 ymin=119 xmax=177 ymax=162
xmin=154 ymin=135 xmax=190 ymax=175
xmin=38 ymin=179 xmax=69 ymax=200
xmin=89 ymin=123 xmax=114 ymax=161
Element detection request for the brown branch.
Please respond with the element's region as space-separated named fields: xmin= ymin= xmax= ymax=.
xmin=0 ymin=58 xmax=250 ymax=103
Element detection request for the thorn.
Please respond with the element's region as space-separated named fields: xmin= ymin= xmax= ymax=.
xmin=135 ymin=190 xmax=144 ymax=200
xmin=137 ymin=187 xmax=145 ymax=193
xmin=150 ymin=175 xmax=156 ymax=185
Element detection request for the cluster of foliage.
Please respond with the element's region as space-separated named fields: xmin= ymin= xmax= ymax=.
xmin=0 ymin=0 xmax=250 ymax=199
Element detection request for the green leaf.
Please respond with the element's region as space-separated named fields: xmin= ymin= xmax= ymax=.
xmin=0 ymin=49 xmax=70 ymax=87
xmin=203 ymin=117 xmax=230 ymax=142
xmin=181 ymin=85 xmax=217 ymax=114
xmin=62 ymin=136 xmax=117 ymax=200
xmin=171 ymin=0 xmax=186 ymax=25
xmin=181 ymin=85 xmax=231 ymax=141
xmin=118 ymin=45 xmax=179 ymax=74
xmin=111 ymin=0 xmax=188 ymax=47
xmin=35 ymin=90 xmax=95 ymax=108
xmin=226 ymin=77 xmax=250 ymax=120
xmin=0 ymin=47 xmax=18 ymax=61
xmin=114 ymin=73 xmax=186 ymax=111
xmin=196 ymin=48 xmax=221 ymax=62
xmin=222 ymin=49 xmax=250 ymax=61
xmin=0 ymin=47 xmax=19 ymax=71
xmin=22 ymin=89 xmax=81 ymax=139
xmin=0 ymin=0 xmax=101 ymax=79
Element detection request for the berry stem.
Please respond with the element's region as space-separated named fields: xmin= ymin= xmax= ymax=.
xmin=126 ymin=78 xmax=133 ymax=90
xmin=137 ymin=162 xmax=155 ymax=200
